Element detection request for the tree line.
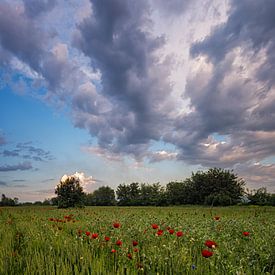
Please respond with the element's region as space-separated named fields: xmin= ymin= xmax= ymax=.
xmin=54 ymin=168 xmax=275 ymax=208
xmin=1 ymin=168 xmax=274 ymax=207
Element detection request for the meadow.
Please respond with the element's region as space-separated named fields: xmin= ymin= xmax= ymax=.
xmin=0 ymin=206 xmax=274 ymax=275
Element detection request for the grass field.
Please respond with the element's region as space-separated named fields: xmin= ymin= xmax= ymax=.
xmin=0 ymin=206 xmax=274 ymax=274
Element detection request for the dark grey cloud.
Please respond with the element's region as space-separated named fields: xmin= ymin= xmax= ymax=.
xmin=0 ymin=2 xmax=46 ymax=72
xmin=2 ymin=150 xmax=20 ymax=157
xmin=74 ymin=0 xmax=175 ymax=159
xmin=0 ymin=161 xmax=32 ymax=172
xmin=0 ymin=1 xmax=76 ymax=94
xmin=0 ymin=0 xmax=274 ymax=192
xmin=1 ymin=142 xmax=54 ymax=161
xmin=169 ymin=0 xmax=275 ymax=168
xmin=16 ymin=142 xmax=54 ymax=161
xmin=12 ymin=179 xmax=26 ymax=182
xmin=23 ymin=0 xmax=57 ymax=18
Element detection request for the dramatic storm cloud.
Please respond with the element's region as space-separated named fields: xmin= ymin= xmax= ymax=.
xmin=0 ymin=0 xmax=275 ymax=200
xmin=73 ymin=0 xmax=177 ymax=159
xmin=172 ymin=0 xmax=275 ymax=169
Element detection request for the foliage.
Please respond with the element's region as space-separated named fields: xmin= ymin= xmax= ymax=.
xmin=0 ymin=206 xmax=274 ymax=274
xmin=247 ymin=187 xmax=274 ymax=206
xmin=116 ymin=182 xmax=166 ymax=206
xmin=0 ymin=194 xmax=18 ymax=207
xmin=85 ymin=186 xmax=116 ymax=206
xmin=55 ymin=177 xmax=85 ymax=208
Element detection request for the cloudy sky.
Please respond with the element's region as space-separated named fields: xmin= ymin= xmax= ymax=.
xmin=1 ymin=0 xmax=275 ymax=201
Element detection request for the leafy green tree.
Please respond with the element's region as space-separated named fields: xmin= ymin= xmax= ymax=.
xmin=187 ymin=168 xmax=245 ymax=205
xmin=166 ymin=181 xmax=189 ymax=205
xmin=55 ymin=177 xmax=85 ymax=208
xmin=140 ymin=183 xmax=167 ymax=206
xmin=129 ymin=182 xmax=141 ymax=205
xmin=247 ymin=187 xmax=272 ymax=205
xmin=116 ymin=184 xmax=131 ymax=206
xmin=86 ymin=186 xmax=116 ymax=206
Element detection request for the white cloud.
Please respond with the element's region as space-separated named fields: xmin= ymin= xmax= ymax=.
xmin=60 ymin=171 xmax=95 ymax=191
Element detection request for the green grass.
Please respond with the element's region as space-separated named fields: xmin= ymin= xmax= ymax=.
xmin=0 ymin=206 xmax=274 ymax=274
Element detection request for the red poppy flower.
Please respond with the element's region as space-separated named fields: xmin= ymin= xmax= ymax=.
xmin=111 ymin=249 xmax=116 ymax=253
xmin=214 ymin=216 xmax=220 ymax=221
xmin=48 ymin=218 xmax=54 ymax=221
xmin=157 ymin=230 xmax=163 ymax=236
xmin=243 ymin=231 xmax=250 ymax=237
xmin=169 ymin=229 xmax=175 ymax=234
xmin=85 ymin=231 xmax=91 ymax=236
xmin=116 ymin=240 xmax=122 ymax=246
xmin=105 ymin=236 xmax=110 ymax=241
xmin=127 ymin=253 xmax=133 ymax=260
xmin=152 ymin=224 xmax=158 ymax=229
xmin=204 ymin=240 xmax=217 ymax=248
xmin=132 ymin=240 xmax=138 ymax=246
xmin=202 ymin=249 xmax=213 ymax=258
xmin=113 ymin=222 xmax=120 ymax=228
xmin=134 ymin=248 xmax=139 ymax=252
xmin=91 ymin=233 xmax=98 ymax=239
xmin=176 ymin=231 xmax=183 ymax=237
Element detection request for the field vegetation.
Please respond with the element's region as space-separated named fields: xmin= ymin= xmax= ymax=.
xmin=0 ymin=206 xmax=274 ymax=274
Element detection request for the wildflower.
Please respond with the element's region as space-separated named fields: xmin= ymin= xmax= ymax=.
xmin=85 ymin=231 xmax=91 ymax=236
xmin=116 ymin=240 xmax=122 ymax=246
xmin=243 ymin=231 xmax=250 ymax=237
xmin=204 ymin=240 xmax=217 ymax=248
xmin=176 ymin=231 xmax=184 ymax=237
xmin=202 ymin=249 xmax=213 ymax=258
xmin=48 ymin=218 xmax=54 ymax=221
xmin=111 ymin=249 xmax=116 ymax=253
xmin=127 ymin=253 xmax=133 ymax=259
xmin=214 ymin=216 xmax=220 ymax=221
xmin=105 ymin=236 xmax=110 ymax=241
xmin=191 ymin=264 xmax=196 ymax=270
xmin=134 ymin=248 xmax=139 ymax=252
xmin=168 ymin=229 xmax=175 ymax=234
xmin=91 ymin=233 xmax=98 ymax=239
xmin=113 ymin=222 xmax=120 ymax=228
xmin=157 ymin=229 xmax=164 ymax=236
xmin=152 ymin=224 xmax=158 ymax=229
xmin=132 ymin=240 xmax=138 ymax=246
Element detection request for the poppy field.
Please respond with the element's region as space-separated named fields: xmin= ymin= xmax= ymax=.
xmin=0 ymin=206 xmax=274 ymax=274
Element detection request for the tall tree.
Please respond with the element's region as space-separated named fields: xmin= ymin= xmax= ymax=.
xmin=116 ymin=184 xmax=131 ymax=206
xmin=55 ymin=176 xmax=85 ymax=208
xmin=188 ymin=168 xmax=245 ymax=205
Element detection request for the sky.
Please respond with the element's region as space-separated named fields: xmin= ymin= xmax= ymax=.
xmin=1 ymin=0 xmax=275 ymax=202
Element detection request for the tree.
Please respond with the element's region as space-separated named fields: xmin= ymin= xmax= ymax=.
xmin=247 ymin=187 xmax=272 ymax=205
xmin=187 ymin=168 xmax=245 ymax=205
xmin=116 ymin=184 xmax=132 ymax=206
xmin=140 ymin=183 xmax=167 ymax=206
xmin=0 ymin=194 xmax=18 ymax=206
xmin=55 ymin=176 xmax=85 ymax=208
xmin=85 ymin=186 xmax=116 ymax=206
xmin=166 ymin=181 xmax=191 ymax=205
